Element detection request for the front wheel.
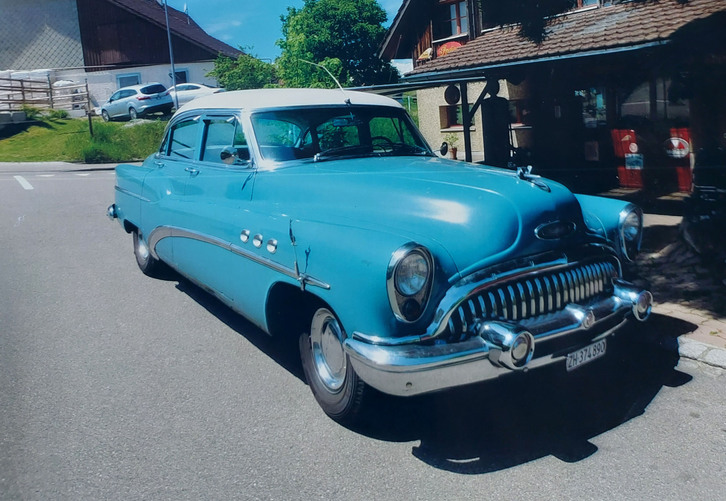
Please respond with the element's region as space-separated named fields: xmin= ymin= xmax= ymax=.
xmin=101 ymin=109 xmax=110 ymax=122
xmin=133 ymin=230 xmax=162 ymax=277
xmin=299 ymin=307 xmax=369 ymax=422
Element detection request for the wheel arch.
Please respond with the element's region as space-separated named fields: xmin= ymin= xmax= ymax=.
xmin=265 ymin=282 xmax=331 ymax=340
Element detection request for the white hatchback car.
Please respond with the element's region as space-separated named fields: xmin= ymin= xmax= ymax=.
xmin=166 ymin=83 xmax=225 ymax=108
xmin=100 ymin=83 xmax=173 ymax=121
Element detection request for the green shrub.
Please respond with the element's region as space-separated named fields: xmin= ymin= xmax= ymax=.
xmin=46 ymin=109 xmax=70 ymax=120
xmin=20 ymin=105 xmax=44 ymax=121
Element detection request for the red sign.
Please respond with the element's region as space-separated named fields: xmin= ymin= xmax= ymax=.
xmin=437 ymin=41 xmax=462 ymax=57
xmin=664 ymin=137 xmax=690 ymax=159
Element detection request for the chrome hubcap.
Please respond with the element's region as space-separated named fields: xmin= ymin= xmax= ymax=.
xmin=310 ymin=308 xmax=346 ymax=393
xmin=136 ymin=235 xmax=149 ymax=261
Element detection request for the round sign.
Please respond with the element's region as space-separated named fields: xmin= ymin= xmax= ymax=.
xmin=664 ymin=137 xmax=690 ymax=159
xmin=628 ymin=143 xmax=639 ymax=154
xmin=444 ymin=85 xmax=460 ymax=105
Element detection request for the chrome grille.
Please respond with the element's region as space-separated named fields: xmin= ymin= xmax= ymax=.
xmin=444 ymin=259 xmax=619 ymax=342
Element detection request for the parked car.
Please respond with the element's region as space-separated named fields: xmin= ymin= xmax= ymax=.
xmin=108 ymin=89 xmax=652 ymax=423
xmin=100 ymin=83 xmax=173 ymax=121
xmin=166 ymin=83 xmax=224 ymax=108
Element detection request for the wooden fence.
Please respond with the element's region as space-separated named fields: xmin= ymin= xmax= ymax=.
xmin=0 ymin=77 xmax=90 ymax=113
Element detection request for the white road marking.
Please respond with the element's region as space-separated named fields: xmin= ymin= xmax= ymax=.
xmin=37 ymin=174 xmax=55 ymax=177
xmin=13 ymin=176 xmax=34 ymax=190
xmin=75 ymin=173 xmax=91 ymax=177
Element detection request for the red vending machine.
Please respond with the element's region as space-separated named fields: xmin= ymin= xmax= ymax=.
xmin=612 ymin=129 xmax=643 ymax=188
xmin=666 ymin=127 xmax=692 ymax=192
xmin=611 ymin=129 xmax=644 ymax=189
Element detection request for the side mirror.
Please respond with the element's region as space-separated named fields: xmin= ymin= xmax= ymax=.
xmin=220 ymin=146 xmax=239 ymax=165
xmin=440 ymin=142 xmax=449 ymax=157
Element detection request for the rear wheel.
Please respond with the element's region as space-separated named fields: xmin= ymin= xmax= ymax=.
xmin=129 ymin=107 xmax=138 ymax=120
xmin=133 ymin=230 xmax=162 ymax=277
xmin=299 ymin=307 xmax=368 ymax=422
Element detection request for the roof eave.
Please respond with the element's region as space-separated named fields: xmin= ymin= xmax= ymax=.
xmin=403 ymin=39 xmax=671 ymax=82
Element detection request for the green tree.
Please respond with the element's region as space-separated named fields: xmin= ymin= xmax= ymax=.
xmin=208 ymin=52 xmax=277 ymax=90
xmin=276 ymin=0 xmax=399 ymax=88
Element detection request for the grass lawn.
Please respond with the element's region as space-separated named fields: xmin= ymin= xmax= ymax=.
xmin=0 ymin=116 xmax=166 ymax=163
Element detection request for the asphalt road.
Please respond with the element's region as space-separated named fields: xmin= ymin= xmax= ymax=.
xmin=1 ymin=163 xmax=725 ymax=500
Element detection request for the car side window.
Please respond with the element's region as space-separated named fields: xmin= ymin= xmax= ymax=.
xmin=252 ymin=117 xmax=303 ymax=161
xmin=202 ymin=117 xmax=249 ymax=165
xmin=167 ymin=118 xmax=200 ymax=159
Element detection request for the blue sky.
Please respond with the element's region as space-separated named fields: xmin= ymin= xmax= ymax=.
xmin=165 ymin=0 xmax=403 ymax=62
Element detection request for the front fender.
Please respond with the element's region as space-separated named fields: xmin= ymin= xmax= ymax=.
xmin=287 ymin=218 xmax=456 ymax=340
xmin=575 ymin=194 xmax=642 ymax=262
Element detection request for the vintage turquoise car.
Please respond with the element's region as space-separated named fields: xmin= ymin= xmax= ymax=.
xmin=108 ymin=88 xmax=653 ymax=422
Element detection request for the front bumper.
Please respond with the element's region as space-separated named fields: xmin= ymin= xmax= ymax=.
xmin=344 ymin=280 xmax=652 ymax=397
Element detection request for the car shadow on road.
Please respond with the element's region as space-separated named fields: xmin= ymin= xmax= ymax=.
xmin=173 ymin=276 xmax=697 ymax=473
xmin=354 ymin=320 xmax=696 ymax=473
xmin=173 ymin=278 xmax=306 ymax=381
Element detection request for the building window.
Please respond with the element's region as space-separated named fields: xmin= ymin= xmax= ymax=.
xmin=509 ymin=100 xmax=533 ymax=126
xmin=576 ymin=0 xmax=612 ymax=7
xmin=439 ymin=104 xmax=473 ymax=130
xmin=434 ymin=1 xmax=468 ymax=40
xmin=116 ymin=73 xmax=141 ymax=88
xmin=576 ymin=88 xmax=607 ymax=128
xmin=170 ymin=69 xmax=188 ymax=85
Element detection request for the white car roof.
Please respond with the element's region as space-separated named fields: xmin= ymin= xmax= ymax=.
xmin=178 ymin=88 xmax=402 ymax=113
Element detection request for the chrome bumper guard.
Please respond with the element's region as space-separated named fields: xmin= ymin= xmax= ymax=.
xmin=106 ymin=204 xmax=118 ymax=220
xmin=344 ymin=280 xmax=652 ymax=397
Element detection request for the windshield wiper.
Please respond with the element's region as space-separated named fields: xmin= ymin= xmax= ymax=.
xmin=314 ymin=145 xmax=372 ymax=162
xmin=390 ymin=143 xmax=432 ymax=156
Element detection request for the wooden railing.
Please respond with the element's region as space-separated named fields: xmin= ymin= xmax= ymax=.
xmin=0 ymin=77 xmax=91 ymax=112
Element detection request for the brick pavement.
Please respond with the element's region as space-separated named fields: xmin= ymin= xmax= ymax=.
xmin=633 ymin=214 xmax=726 ymax=369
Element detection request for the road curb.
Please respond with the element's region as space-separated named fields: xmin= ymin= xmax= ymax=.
xmin=677 ymin=338 xmax=726 ymax=369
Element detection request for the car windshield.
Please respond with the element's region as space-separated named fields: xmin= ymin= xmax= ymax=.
xmin=249 ymin=105 xmax=432 ymax=163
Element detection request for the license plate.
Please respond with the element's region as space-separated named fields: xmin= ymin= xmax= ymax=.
xmin=566 ymin=339 xmax=606 ymax=372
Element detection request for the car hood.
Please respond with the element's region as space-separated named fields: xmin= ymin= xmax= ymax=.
xmin=264 ymin=156 xmax=587 ymax=277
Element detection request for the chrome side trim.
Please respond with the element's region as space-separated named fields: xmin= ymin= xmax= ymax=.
xmin=115 ymin=185 xmax=151 ymax=203
xmin=148 ymin=226 xmax=330 ymax=290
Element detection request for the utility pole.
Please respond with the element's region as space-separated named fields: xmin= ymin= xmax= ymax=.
xmin=163 ymin=0 xmax=179 ymax=109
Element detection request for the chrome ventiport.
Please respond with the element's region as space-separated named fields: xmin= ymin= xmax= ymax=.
xmin=478 ymin=321 xmax=535 ymax=370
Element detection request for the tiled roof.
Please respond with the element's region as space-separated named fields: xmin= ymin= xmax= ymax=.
xmin=108 ymin=0 xmax=242 ymax=58
xmin=407 ymin=0 xmax=726 ymax=77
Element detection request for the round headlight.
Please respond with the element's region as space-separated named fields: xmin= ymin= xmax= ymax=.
xmin=619 ymin=206 xmax=643 ymax=262
xmin=395 ymin=251 xmax=429 ymax=296
xmin=622 ymin=211 xmax=641 ymax=242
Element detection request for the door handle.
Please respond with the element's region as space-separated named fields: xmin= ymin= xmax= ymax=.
xmin=185 ymin=167 xmax=200 ymax=177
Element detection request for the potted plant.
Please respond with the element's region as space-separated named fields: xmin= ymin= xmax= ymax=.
xmin=443 ymin=133 xmax=459 ymax=159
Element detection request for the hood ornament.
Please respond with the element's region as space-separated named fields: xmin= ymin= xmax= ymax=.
xmin=517 ymin=165 xmax=551 ymax=192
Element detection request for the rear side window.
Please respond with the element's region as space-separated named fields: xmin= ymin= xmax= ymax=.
xmin=141 ymin=84 xmax=166 ymax=95
xmin=165 ymin=118 xmax=200 ymax=159
xmin=202 ymin=117 xmax=249 ymax=165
